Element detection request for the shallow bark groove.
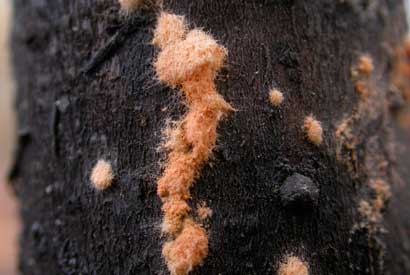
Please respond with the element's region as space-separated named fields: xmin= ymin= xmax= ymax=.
xmin=11 ymin=0 xmax=409 ymax=274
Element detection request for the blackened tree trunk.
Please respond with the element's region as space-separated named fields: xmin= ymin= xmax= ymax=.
xmin=11 ymin=0 xmax=410 ymax=274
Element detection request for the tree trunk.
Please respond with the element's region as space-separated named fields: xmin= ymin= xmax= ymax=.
xmin=11 ymin=0 xmax=410 ymax=274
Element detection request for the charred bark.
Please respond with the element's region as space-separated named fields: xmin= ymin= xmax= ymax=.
xmin=11 ymin=0 xmax=410 ymax=274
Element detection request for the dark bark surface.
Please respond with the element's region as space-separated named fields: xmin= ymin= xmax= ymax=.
xmin=11 ymin=0 xmax=410 ymax=274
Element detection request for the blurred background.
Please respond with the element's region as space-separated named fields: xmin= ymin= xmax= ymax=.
xmin=0 ymin=0 xmax=18 ymax=274
xmin=0 ymin=1 xmax=409 ymax=275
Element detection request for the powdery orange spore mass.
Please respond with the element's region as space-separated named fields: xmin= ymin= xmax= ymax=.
xmin=304 ymin=115 xmax=323 ymax=146
xmin=162 ymin=219 xmax=208 ymax=275
xmin=392 ymin=38 xmax=410 ymax=102
xmin=269 ymin=88 xmax=284 ymax=107
xmin=357 ymin=55 xmax=374 ymax=77
xmin=153 ymin=12 xmax=233 ymax=274
xmin=90 ymin=160 xmax=114 ymax=190
xmin=278 ymin=256 xmax=309 ymax=275
xmin=119 ymin=0 xmax=143 ymax=11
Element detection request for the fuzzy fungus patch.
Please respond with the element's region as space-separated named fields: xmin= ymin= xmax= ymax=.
xmin=90 ymin=160 xmax=114 ymax=190
xmin=153 ymin=12 xmax=233 ymax=274
xmin=278 ymin=256 xmax=309 ymax=275
xmin=359 ymin=179 xmax=391 ymax=224
xmin=355 ymin=80 xmax=370 ymax=99
xmin=351 ymin=55 xmax=374 ymax=100
xmin=303 ymin=115 xmax=323 ymax=146
xmin=118 ymin=0 xmax=161 ymax=11
xmin=197 ymin=202 xmax=213 ymax=221
xmin=269 ymin=89 xmax=284 ymax=107
xmin=392 ymin=37 xmax=410 ymax=103
xmin=162 ymin=219 xmax=208 ymax=275
xmin=352 ymin=55 xmax=374 ymax=78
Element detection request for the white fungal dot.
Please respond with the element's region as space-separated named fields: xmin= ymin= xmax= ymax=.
xmin=90 ymin=160 xmax=114 ymax=190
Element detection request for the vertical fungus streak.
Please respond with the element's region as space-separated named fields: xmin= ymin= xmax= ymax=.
xmin=153 ymin=12 xmax=234 ymax=275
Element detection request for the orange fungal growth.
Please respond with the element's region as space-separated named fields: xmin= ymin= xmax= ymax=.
xmin=369 ymin=178 xmax=391 ymax=201
xmin=90 ymin=160 xmax=114 ymax=190
xmin=392 ymin=37 xmax=410 ymax=102
xmin=197 ymin=202 xmax=213 ymax=221
xmin=303 ymin=115 xmax=323 ymax=146
xmin=118 ymin=0 xmax=161 ymax=11
xmin=119 ymin=0 xmax=143 ymax=11
xmin=153 ymin=11 xmax=233 ymax=274
xmin=278 ymin=256 xmax=309 ymax=275
xmin=359 ymin=179 xmax=391 ymax=224
xmin=269 ymin=89 xmax=284 ymax=107
xmin=357 ymin=55 xmax=374 ymax=77
xmin=355 ymin=80 xmax=370 ymax=99
xmin=163 ymin=219 xmax=208 ymax=275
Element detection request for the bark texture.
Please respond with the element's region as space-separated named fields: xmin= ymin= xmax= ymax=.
xmin=11 ymin=0 xmax=410 ymax=274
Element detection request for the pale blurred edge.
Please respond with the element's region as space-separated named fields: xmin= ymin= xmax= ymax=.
xmin=0 ymin=1 xmax=19 ymax=275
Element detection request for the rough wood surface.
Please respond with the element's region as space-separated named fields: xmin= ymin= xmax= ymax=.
xmin=11 ymin=0 xmax=410 ymax=274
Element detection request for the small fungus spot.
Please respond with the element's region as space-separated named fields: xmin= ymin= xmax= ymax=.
xmin=355 ymin=80 xmax=370 ymax=99
xmin=369 ymin=178 xmax=391 ymax=201
xmin=197 ymin=202 xmax=213 ymax=221
xmin=303 ymin=115 xmax=323 ymax=146
xmin=358 ymin=179 xmax=391 ymax=224
xmin=119 ymin=0 xmax=143 ymax=12
xmin=269 ymin=89 xmax=284 ymax=107
xmin=153 ymin=12 xmax=233 ymax=274
xmin=358 ymin=200 xmax=378 ymax=223
xmin=90 ymin=160 xmax=114 ymax=190
xmin=152 ymin=13 xmax=188 ymax=50
xmin=278 ymin=256 xmax=309 ymax=275
xmin=392 ymin=37 xmax=410 ymax=103
xmin=357 ymin=55 xmax=374 ymax=78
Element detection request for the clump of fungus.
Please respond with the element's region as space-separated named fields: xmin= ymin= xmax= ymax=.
xmin=119 ymin=0 xmax=144 ymax=11
xmin=118 ymin=0 xmax=161 ymax=12
xmin=359 ymin=178 xmax=391 ymax=224
xmin=392 ymin=37 xmax=410 ymax=103
xmin=90 ymin=160 xmax=114 ymax=190
xmin=153 ymin=12 xmax=233 ymax=274
xmin=278 ymin=256 xmax=309 ymax=275
xmin=162 ymin=219 xmax=208 ymax=275
xmin=269 ymin=88 xmax=284 ymax=107
xmin=196 ymin=202 xmax=213 ymax=221
xmin=355 ymin=80 xmax=370 ymax=99
xmin=354 ymin=55 xmax=374 ymax=78
xmin=303 ymin=115 xmax=323 ymax=146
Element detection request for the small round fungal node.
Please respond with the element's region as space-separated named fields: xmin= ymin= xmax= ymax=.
xmin=90 ymin=160 xmax=114 ymax=190
xmin=278 ymin=256 xmax=309 ymax=275
xmin=269 ymin=89 xmax=284 ymax=107
xmin=303 ymin=115 xmax=323 ymax=146
xmin=118 ymin=0 xmax=144 ymax=12
xmin=197 ymin=202 xmax=213 ymax=221
xmin=357 ymin=55 xmax=374 ymax=77
xmin=355 ymin=80 xmax=370 ymax=99
xmin=163 ymin=219 xmax=208 ymax=275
